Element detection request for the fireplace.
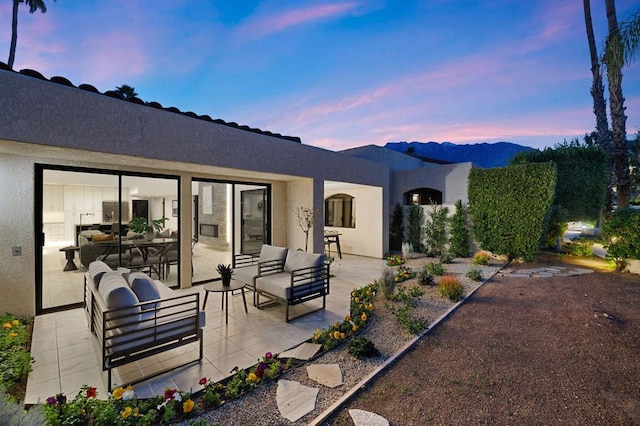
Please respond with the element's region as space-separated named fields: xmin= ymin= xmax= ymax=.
xmin=200 ymin=224 xmax=218 ymax=238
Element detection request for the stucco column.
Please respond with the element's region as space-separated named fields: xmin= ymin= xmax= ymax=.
xmin=179 ymin=176 xmax=192 ymax=289
xmin=312 ymin=178 xmax=324 ymax=254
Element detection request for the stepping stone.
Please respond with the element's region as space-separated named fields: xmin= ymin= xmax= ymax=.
xmin=349 ymin=409 xmax=390 ymax=426
xmin=279 ymin=342 xmax=322 ymax=361
xmin=306 ymin=363 xmax=343 ymax=388
xmin=276 ymin=379 xmax=319 ymax=422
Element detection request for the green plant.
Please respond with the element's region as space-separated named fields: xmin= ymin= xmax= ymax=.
xmin=0 ymin=390 xmax=46 ymax=425
xmin=348 ymin=336 xmax=381 ymax=359
xmin=389 ymin=203 xmax=404 ymax=251
xmin=439 ymin=252 xmax=453 ymax=264
xmin=417 ymin=266 xmax=434 ymax=286
xmin=601 ymin=207 xmax=640 ymax=268
xmin=385 ymin=253 xmax=405 ymax=266
xmin=423 ymin=203 xmax=449 ymax=257
xmin=472 ymin=250 xmax=491 ymax=265
xmin=128 ymin=216 xmax=166 ymax=234
xmin=216 ymin=263 xmax=234 ymax=283
xmin=0 ymin=315 xmax=33 ymax=394
xmin=407 ymin=204 xmax=424 ymax=252
xmin=449 ymin=200 xmax=471 ymax=257
xmin=385 ymin=285 xmax=427 ymax=334
xmin=394 ymin=265 xmax=416 ymax=283
xmin=378 ymin=267 xmax=397 ymax=299
xmin=426 ymin=261 xmax=445 ymax=276
xmin=438 ymin=275 xmax=465 ymax=301
xmin=566 ymin=238 xmax=594 ymax=257
xmin=468 ymin=162 xmax=557 ymax=261
xmin=466 ymin=266 xmax=483 ymax=282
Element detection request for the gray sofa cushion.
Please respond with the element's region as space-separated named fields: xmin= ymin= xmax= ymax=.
xmin=88 ymin=260 xmax=113 ymax=287
xmin=98 ymin=271 xmax=141 ymax=332
xmin=284 ymin=250 xmax=324 ymax=272
xmin=127 ymin=272 xmax=161 ymax=310
xmin=260 ymin=244 xmax=288 ymax=262
xmin=234 ymin=265 xmax=258 ymax=286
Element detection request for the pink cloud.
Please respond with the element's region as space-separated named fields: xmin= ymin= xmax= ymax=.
xmin=235 ymin=2 xmax=360 ymax=41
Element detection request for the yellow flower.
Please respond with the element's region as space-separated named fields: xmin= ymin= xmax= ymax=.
xmin=351 ymin=291 xmax=356 ymax=297
xmin=183 ymin=399 xmax=195 ymax=413
xmin=366 ymin=289 xmax=372 ymax=295
xmin=354 ymin=297 xmax=360 ymax=303
xmin=121 ymin=406 xmax=132 ymax=419
xmin=352 ymin=324 xmax=359 ymax=332
xmin=344 ymin=314 xmax=351 ymax=322
xmin=12 ymin=320 xmax=20 ymax=326
xmin=112 ymin=387 xmax=124 ymax=400
xmin=3 ymin=323 xmax=11 ymax=329
xmin=367 ymin=303 xmax=374 ymax=311
xmin=133 ymin=407 xmax=139 ymax=417
xmin=394 ymin=277 xmax=399 ymax=282
xmin=247 ymin=372 xmax=258 ymax=382
xmin=340 ymin=332 xmax=346 ymax=339
xmin=333 ymin=331 xmax=340 ymax=339
xmin=9 ymin=332 xmax=17 ymax=337
xmin=361 ymin=312 xmax=367 ymax=322
xmin=333 ymin=322 xmax=340 ymax=329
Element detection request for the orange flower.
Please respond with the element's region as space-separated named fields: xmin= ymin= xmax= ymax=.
xmin=352 ymin=324 xmax=359 ymax=332
xmin=183 ymin=398 xmax=195 ymax=413
xmin=361 ymin=312 xmax=367 ymax=322
xmin=3 ymin=323 xmax=11 ymax=329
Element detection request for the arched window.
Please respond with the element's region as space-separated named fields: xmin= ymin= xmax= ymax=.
xmin=325 ymin=193 xmax=355 ymax=228
xmin=405 ymin=188 xmax=442 ymax=205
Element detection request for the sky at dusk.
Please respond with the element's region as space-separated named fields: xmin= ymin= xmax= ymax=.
xmin=1 ymin=0 xmax=639 ymax=151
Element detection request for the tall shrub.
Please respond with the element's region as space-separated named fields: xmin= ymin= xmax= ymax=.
xmin=449 ymin=200 xmax=471 ymax=257
xmin=511 ymin=141 xmax=607 ymax=247
xmin=423 ymin=203 xmax=449 ymax=257
xmin=407 ymin=204 xmax=423 ymax=252
xmin=468 ymin=162 xmax=557 ymax=260
xmin=389 ymin=203 xmax=404 ymax=251
xmin=601 ymin=207 xmax=640 ymax=268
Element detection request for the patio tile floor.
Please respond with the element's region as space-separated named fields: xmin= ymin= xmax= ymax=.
xmin=25 ymin=254 xmax=386 ymax=404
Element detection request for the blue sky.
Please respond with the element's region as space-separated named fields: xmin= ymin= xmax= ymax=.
xmin=1 ymin=0 xmax=639 ymax=151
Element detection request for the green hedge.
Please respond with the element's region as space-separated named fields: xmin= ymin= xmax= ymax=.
xmin=601 ymin=208 xmax=640 ymax=266
xmin=468 ymin=162 xmax=556 ymax=260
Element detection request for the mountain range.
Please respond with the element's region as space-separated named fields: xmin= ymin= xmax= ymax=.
xmin=384 ymin=141 xmax=536 ymax=168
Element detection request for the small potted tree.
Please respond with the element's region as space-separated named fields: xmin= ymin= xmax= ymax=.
xmin=216 ymin=264 xmax=234 ymax=286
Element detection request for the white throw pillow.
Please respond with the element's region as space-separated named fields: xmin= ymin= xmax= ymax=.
xmin=88 ymin=260 xmax=112 ymax=287
xmin=259 ymin=244 xmax=288 ymax=263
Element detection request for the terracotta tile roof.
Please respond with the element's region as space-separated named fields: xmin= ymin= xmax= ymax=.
xmin=0 ymin=62 xmax=302 ymax=143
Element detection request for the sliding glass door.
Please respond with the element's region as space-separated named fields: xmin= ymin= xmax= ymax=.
xmin=37 ymin=165 xmax=179 ymax=314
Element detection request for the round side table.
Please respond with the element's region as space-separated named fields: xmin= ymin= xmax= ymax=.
xmin=202 ymin=280 xmax=248 ymax=325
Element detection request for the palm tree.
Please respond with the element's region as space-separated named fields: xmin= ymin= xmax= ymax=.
xmin=583 ymin=0 xmax=613 ymax=210
xmin=602 ymin=0 xmax=631 ymax=207
xmin=114 ymin=84 xmax=138 ymax=100
xmin=8 ymin=0 xmax=54 ymax=69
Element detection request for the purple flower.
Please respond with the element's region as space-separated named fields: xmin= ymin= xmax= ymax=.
xmin=265 ymin=352 xmax=273 ymax=360
xmin=56 ymin=393 xmax=66 ymax=405
xmin=278 ymin=366 xmax=284 ymax=374
xmin=46 ymin=396 xmax=57 ymax=406
xmin=257 ymin=362 xmax=267 ymax=372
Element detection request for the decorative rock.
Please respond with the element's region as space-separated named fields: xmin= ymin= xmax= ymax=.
xmin=276 ymin=380 xmax=319 ymax=422
xmin=306 ymin=363 xmax=343 ymax=388
xmin=279 ymin=342 xmax=322 ymax=360
xmin=349 ymin=409 xmax=390 ymax=426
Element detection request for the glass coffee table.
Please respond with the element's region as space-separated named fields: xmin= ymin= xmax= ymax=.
xmin=202 ymin=280 xmax=248 ymax=325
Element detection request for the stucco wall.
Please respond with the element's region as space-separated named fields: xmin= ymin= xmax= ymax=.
xmin=0 ymin=153 xmax=36 ymax=316
xmin=391 ymin=162 xmax=474 ymax=205
xmin=325 ymin=185 xmax=384 ymax=258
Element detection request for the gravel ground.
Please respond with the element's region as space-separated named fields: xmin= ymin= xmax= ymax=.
xmin=180 ymin=257 xmax=502 ymax=425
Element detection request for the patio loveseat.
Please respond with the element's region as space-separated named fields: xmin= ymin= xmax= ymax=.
xmin=233 ymin=245 xmax=330 ymax=322
xmin=83 ymin=260 xmax=205 ymax=389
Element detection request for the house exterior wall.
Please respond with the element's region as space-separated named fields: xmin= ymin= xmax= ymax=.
xmin=391 ymin=162 xmax=474 ymax=205
xmin=0 ymin=69 xmax=391 ymax=316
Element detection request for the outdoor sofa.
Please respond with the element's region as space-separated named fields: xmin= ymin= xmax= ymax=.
xmin=233 ymin=244 xmax=330 ymax=322
xmin=83 ymin=260 xmax=205 ymax=389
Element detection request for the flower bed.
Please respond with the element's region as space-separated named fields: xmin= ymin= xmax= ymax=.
xmin=39 ymin=282 xmax=379 ymax=425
